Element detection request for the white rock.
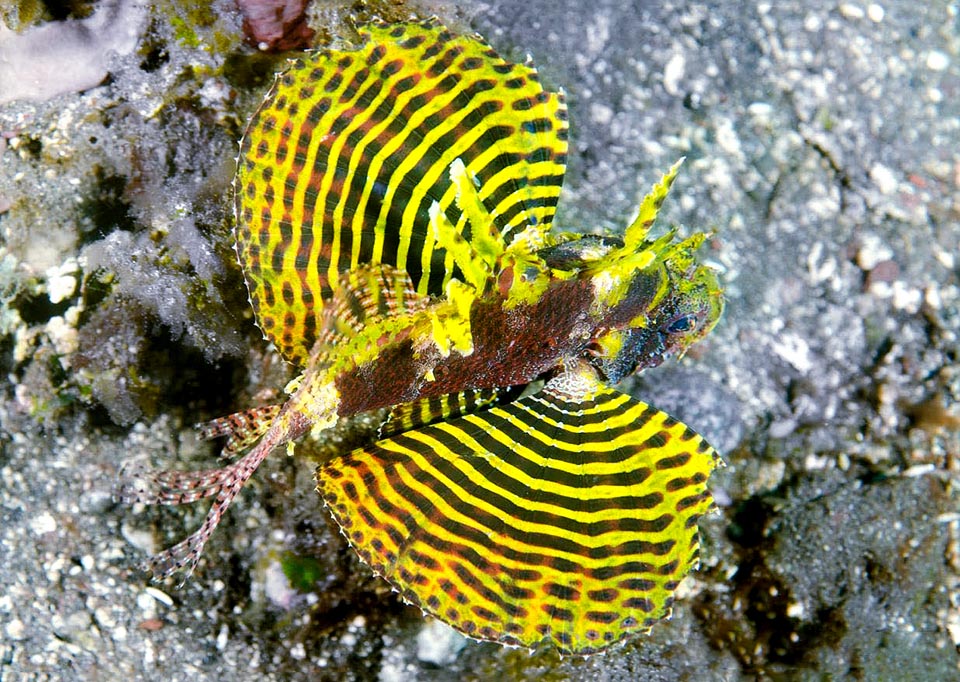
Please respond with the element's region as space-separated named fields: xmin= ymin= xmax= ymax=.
xmin=0 ymin=2 xmax=147 ymax=105
xmin=891 ymin=281 xmax=922 ymax=313
xmin=870 ymin=162 xmax=898 ymax=195
xmin=590 ymin=102 xmax=614 ymax=126
xmin=747 ymin=101 xmax=774 ymax=125
xmin=416 ymin=619 xmax=467 ymax=665
xmin=45 ymin=316 xmax=78 ymax=357
xmin=934 ymin=248 xmax=955 ymax=269
xmin=839 ymin=3 xmax=865 ymax=20
xmin=144 ymin=586 xmax=174 ymax=608
xmin=5 ymin=618 xmax=26 ymax=641
xmin=856 ymin=232 xmax=894 ymax=270
xmin=715 ymin=117 xmax=744 ymax=160
xmin=263 ymin=560 xmax=298 ymax=610
xmin=925 ymin=50 xmax=950 ymax=71
xmin=804 ymin=13 xmax=822 ymax=31
xmin=771 ymin=332 xmax=814 ymax=373
xmin=30 ymin=511 xmax=57 ymax=535
xmin=663 ymin=53 xmax=686 ymax=97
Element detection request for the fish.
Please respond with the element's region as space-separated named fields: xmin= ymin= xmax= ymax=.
xmin=121 ymin=18 xmax=724 ymax=655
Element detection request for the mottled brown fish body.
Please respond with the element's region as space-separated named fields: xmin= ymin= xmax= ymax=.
xmin=334 ymin=264 xmax=664 ymax=417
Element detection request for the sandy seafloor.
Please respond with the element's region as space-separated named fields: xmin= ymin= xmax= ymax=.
xmin=1 ymin=1 xmax=958 ymax=679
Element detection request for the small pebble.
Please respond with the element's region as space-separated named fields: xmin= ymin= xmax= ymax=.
xmin=925 ymin=50 xmax=949 ymax=71
xmin=145 ymin=586 xmax=174 ymax=608
xmin=30 ymin=511 xmax=57 ymax=535
xmin=839 ymin=3 xmax=865 ymax=20
xmin=870 ymin=163 xmax=898 ymax=195
xmin=663 ymin=53 xmax=685 ymax=96
xmin=6 ymin=618 xmax=26 ymax=641
xmin=417 ymin=619 xmax=467 ymax=665
xmin=856 ymin=233 xmax=894 ymax=270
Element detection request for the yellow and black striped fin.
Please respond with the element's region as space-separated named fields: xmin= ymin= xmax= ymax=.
xmin=197 ymin=404 xmax=282 ymax=458
xmin=379 ymin=388 xmax=507 ymax=439
xmin=313 ymin=264 xmax=429 ymax=355
xmin=236 ymin=18 xmax=569 ymax=366
xmin=317 ymin=362 xmax=720 ymax=654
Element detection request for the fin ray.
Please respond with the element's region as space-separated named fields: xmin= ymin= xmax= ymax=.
xmin=198 ymin=405 xmax=283 ymax=458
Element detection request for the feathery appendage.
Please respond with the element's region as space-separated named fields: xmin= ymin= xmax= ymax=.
xmin=120 ymin=438 xmax=274 ymax=579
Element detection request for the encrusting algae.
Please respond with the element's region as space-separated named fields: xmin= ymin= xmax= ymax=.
xmin=122 ymin=18 xmax=724 ymax=655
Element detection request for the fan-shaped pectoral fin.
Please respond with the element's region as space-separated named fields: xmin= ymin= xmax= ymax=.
xmin=316 ymin=361 xmax=722 ymax=654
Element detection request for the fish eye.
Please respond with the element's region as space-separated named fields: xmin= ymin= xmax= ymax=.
xmin=666 ymin=314 xmax=697 ymax=334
